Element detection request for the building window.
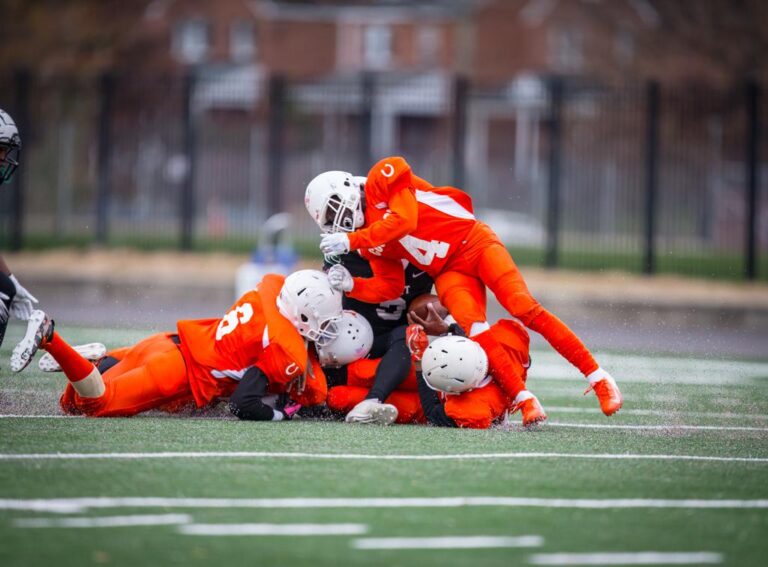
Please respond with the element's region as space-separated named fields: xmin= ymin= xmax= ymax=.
xmin=549 ymin=27 xmax=583 ymax=72
xmin=418 ymin=26 xmax=441 ymax=66
xmin=230 ymin=20 xmax=256 ymax=63
xmin=364 ymin=25 xmax=392 ymax=69
xmin=172 ymin=18 xmax=209 ymax=64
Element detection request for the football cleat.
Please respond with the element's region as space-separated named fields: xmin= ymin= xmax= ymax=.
xmin=38 ymin=343 xmax=107 ymax=372
xmin=405 ymin=324 xmax=428 ymax=362
xmin=10 ymin=310 xmax=54 ymax=373
xmin=345 ymin=398 xmax=398 ymax=425
xmin=510 ymin=391 xmax=547 ymax=427
xmin=584 ymin=368 xmax=623 ymax=416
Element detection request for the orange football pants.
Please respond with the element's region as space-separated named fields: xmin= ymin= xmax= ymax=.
xmin=60 ymin=333 xmax=194 ymax=417
xmin=434 ymin=221 xmax=541 ymax=332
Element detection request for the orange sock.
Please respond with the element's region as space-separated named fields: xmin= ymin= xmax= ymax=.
xmin=44 ymin=332 xmax=96 ymax=383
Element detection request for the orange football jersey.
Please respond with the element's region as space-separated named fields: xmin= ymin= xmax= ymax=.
xmin=176 ymin=274 xmax=309 ymax=406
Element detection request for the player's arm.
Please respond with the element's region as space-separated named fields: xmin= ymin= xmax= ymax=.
xmin=415 ymin=366 xmax=457 ymax=428
xmin=346 ymin=254 xmax=405 ymax=303
xmin=348 ymin=187 xmax=418 ymax=250
xmin=0 ymin=253 xmax=38 ymax=321
xmin=228 ymin=367 xmax=288 ymax=421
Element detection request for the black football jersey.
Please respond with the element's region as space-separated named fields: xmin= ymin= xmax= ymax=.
xmin=324 ymin=252 xmax=434 ymax=336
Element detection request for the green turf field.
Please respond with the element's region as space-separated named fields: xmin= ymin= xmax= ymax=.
xmin=1 ymin=325 xmax=767 ymax=566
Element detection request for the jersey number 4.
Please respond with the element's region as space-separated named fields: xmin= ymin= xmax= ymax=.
xmin=399 ymin=235 xmax=450 ymax=266
xmin=216 ymin=303 xmax=254 ymax=341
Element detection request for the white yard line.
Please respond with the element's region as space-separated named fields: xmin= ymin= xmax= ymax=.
xmin=0 ymin=451 xmax=765 ymax=463
xmin=1 ymin=497 xmax=767 ymax=514
xmin=179 ymin=523 xmax=368 ymax=536
xmin=548 ymin=422 xmax=768 ymax=432
xmin=352 ymin=535 xmax=543 ymax=550
xmin=528 ymin=552 xmax=723 ymax=565
xmin=14 ymin=513 xmax=191 ymax=528
xmin=0 ymin=414 xmax=82 ymax=419
xmin=546 ymin=407 xmax=768 ymax=420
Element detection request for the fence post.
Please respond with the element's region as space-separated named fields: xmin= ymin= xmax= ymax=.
xmin=643 ymin=81 xmax=660 ymax=275
xmin=10 ymin=69 xmax=30 ymax=251
xmin=180 ymin=71 xmax=197 ymax=251
xmin=359 ymin=72 xmax=374 ymax=174
xmin=267 ymin=74 xmax=286 ymax=217
xmin=545 ymin=76 xmax=564 ymax=269
xmin=745 ymin=80 xmax=760 ymax=280
xmin=452 ymin=75 xmax=469 ymax=189
xmin=95 ymin=73 xmax=115 ymax=245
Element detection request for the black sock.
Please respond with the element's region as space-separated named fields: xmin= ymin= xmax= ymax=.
xmin=0 ymin=272 xmax=16 ymax=349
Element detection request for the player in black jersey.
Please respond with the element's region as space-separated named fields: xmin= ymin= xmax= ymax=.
xmin=323 ymin=252 xmax=433 ymax=424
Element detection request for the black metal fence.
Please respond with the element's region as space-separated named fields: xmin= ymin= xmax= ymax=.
xmin=0 ymin=69 xmax=765 ymax=280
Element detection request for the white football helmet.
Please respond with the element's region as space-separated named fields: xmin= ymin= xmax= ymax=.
xmin=315 ymin=310 xmax=374 ymax=368
xmin=305 ymin=170 xmax=365 ymax=233
xmin=276 ymin=270 xmax=343 ymax=346
xmin=0 ymin=108 xmax=21 ymax=184
xmin=421 ymin=335 xmax=489 ymax=394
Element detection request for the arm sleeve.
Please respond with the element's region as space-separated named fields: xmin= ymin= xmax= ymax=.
xmin=347 ymin=255 xmax=405 ymax=303
xmin=228 ymin=367 xmax=280 ymax=421
xmin=416 ymin=371 xmax=457 ymax=428
xmin=527 ymin=308 xmax=599 ymax=376
xmin=348 ymin=188 xmax=418 ymax=250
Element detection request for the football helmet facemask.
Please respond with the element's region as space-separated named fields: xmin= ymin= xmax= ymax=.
xmin=305 ymin=171 xmax=365 ymax=233
xmin=276 ymin=269 xmax=343 ymax=346
xmin=0 ymin=109 xmax=21 ymax=184
xmin=315 ymin=310 xmax=374 ymax=368
xmin=421 ymin=335 xmax=489 ymax=394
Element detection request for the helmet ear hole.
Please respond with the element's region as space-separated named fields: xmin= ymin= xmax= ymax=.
xmin=301 ymin=314 xmax=309 ymax=322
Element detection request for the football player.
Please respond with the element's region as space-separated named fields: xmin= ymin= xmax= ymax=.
xmin=0 ymin=108 xmax=39 ymax=359
xmin=10 ymin=270 xmax=341 ymax=420
xmin=307 ymin=159 xmax=622 ymax=424
xmin=307 ymin=175 xmax=435 ymax=425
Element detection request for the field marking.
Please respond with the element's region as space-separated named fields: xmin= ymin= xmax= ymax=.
xmin=548 ymin=422 xmax=768 ymax=432
xmin=2 ymin=497 xmax=767 ymax=514
xmin=14 ymin=513 xmax=191 ymax=528
xmin=546 ymin=407 xmax=768 ymax=420
xmin=352 ymin=535 xmax=543 ymax=550
xmin=0 ymin=414 xmax=82 ymax=419
xmin=528 ymin=551 xmax=723 ymax=565
xmin=1 ymin=451 xmax=765 ymax=463
xmin=179 ymin=523 xmax=368 ymax=536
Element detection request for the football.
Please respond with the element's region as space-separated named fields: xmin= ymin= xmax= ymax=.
xmin=408 ymin=293 xmax=449 ymax=321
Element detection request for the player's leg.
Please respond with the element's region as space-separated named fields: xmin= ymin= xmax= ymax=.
xmin=0 ymin=271 xmax=16 ymax=351
xmin=60 ymin=334 xmax=190 ymax=417
xmin=345 ymin=327 xmax=409 ymax=425
xmin=366 ymin=326 xmax=411 ymax=401
xmin=475 ymin=240 xmax=621 ymax=415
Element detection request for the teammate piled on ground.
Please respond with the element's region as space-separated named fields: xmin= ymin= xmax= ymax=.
xmin=10 ymin=271 xmax=342 ymax=420
xmin=0 ymin=108 xmax=39 ymax=363
xmin=305 ymin=157 xmax=623 ymax=422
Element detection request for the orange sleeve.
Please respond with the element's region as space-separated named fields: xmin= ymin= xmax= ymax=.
xmin=255 ymin=344 xmax=304 ymax=388
xmin=527 ymin=309 xmax=599 ymax=376
xmin=347 ymin=254 xmax=405 ymax=303
xmin=348 ymin=187 xmax=418 ymax=250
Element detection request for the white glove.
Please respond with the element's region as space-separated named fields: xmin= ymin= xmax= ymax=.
xmin=9 ymin=274 xmax=38 ymax=321
xmin=320 ymin=233 xmax=350 ymax=256
xmin=327 ymin=264 xmax=354 ymax=292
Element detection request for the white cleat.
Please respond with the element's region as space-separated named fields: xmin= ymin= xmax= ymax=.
xmin=345 ymin=399 xmax=398 ymax=425
xmin=10 ymin=310 xmax=54 ymax=373
xmin=38 ymin=343 xmax=107 ymax=372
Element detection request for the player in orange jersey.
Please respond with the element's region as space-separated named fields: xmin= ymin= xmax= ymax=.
xmin=305 ymin=158 xmax=622 ymax=424
xmin=10 ymin=270 xmax=342 ymax=420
